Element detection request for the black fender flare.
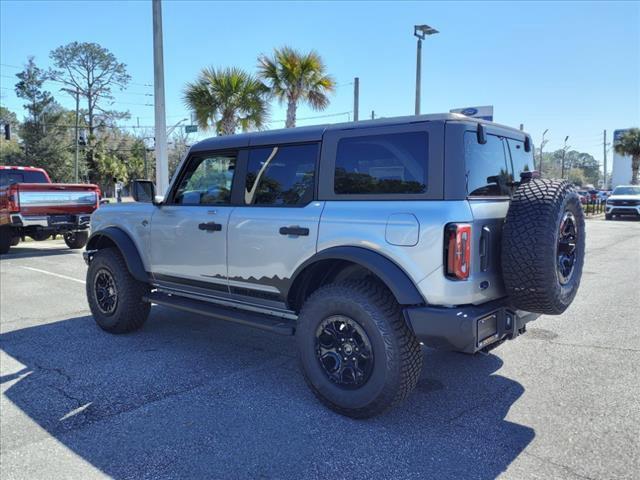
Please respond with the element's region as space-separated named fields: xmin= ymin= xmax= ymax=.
xmin=87 ymin=227 xmax=149 ymax=283
xmin=287 ymin=246 xmax=425 ymax=307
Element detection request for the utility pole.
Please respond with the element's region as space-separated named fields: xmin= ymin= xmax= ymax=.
xmin=413 ymin=24 xmax=438 ymax=116
xmin=143 ymin=147 xmax=148 ymax=180
xmin=561 ymin=135 xmax=570 ymax=179
xmin=73 ymin=89 xmax=80 ymax=183
xmin=519 ymin=123 xmax=524 ymax=131
xmin=539 ymin=129 xmax=549 ymax=175
xmin=152 ymin=0 xmax=169 ymax=196
xmin=371 ymin=110 xmax=375 ymax=120
xmin=603 ymin=130 xmax=608 ymax=189
xmin=353 ymin=77 xmax=359 ymax=122
xmin=62 ymin=87 xmax=81 ymax=183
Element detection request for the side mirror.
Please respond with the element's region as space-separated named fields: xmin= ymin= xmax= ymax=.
xmin=132 ymin=180 xmax=157 ymax=203
xmin=524 ymin=135 xmax=532 ymax=152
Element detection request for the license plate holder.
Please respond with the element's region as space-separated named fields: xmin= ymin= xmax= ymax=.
xmin=48 ymin=214 xmax=75 ymax=225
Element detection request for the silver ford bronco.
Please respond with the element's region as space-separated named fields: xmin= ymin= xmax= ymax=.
xmin=83 ymin=113 xmax=585 ymax=418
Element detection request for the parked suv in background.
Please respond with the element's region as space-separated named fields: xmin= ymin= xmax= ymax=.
xmin=605 ymin=185 xmax=640 ymax=220
xmin=83 ymin=114 xmax=585 ymax=417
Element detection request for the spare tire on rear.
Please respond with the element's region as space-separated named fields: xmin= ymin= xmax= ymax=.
xmin=501 ymin=178 xmax=585 ymax=315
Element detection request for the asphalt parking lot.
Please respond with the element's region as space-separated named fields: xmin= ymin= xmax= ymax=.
xmin=1 ymin=218 xmax=639 ymax=480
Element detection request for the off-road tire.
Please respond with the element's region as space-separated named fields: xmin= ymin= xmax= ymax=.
xmin=502 ymin=178 xmax=585 ymax=315
xmin=10 ymin=235 xmax=20 ymax=246
xmin=0 ymin=226 xmax=12 ymax=254
xmin=296 ymin=280 xmax=423 ymax=418
xmin=86 ymin=248 xmax=150 ymax=333
xmin=64 ymin=230 xmax=89 ymax=249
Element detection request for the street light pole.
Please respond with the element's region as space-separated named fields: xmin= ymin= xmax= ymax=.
xmin=152 ymin=0 xmax=169 ymax=196
xmin=413 ymin=24 xmax=438 ymax=116
xmin=415 ymin=37 xmax=422 ymax=115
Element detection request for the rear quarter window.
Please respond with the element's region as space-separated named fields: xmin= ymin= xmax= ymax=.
xmin=334 ymin=131 xmax=428 ymax=195
xmin=506 ymin=139 xmax=534 ymax=181
xmin=464 ymin=132 xmax=511 ymax=197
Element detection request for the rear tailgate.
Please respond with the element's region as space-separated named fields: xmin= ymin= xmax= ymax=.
xmin=16 ymin=183 xmax=100 ymax=215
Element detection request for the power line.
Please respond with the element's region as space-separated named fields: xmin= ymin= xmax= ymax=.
xmin=266 ymin=111 xmax=352 ymax=124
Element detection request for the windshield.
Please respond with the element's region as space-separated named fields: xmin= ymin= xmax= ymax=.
xmin=612 ymin=186 xmax=640 ymax=195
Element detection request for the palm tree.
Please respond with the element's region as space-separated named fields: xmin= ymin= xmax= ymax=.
xmin=183 ymin=67 xmax=269 ymax=136
xmin=613 ymin=128 xmax=640 ymax=185
xmin=258 ymin=47 xmax=335 ymax=128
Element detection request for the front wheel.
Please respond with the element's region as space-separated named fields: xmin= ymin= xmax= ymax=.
xmin=86 ymin=248 xmax=150 ymax=333
xmin=64 ymin=230 xmax=89 ymax=249
xmin=296 ymin=280 xmax=423 ymax=418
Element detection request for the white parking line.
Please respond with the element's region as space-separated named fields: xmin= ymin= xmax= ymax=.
xmin=20 ymin=266 xmax=86 ymax=284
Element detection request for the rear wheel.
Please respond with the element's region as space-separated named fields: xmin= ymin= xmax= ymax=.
xmin=296 ymin=280 xmax=423 ymax=418
xmin=86 ymin=248 xmax=150 ymax=333
xmin=64 ymin=230 xmax=89 ymax=249
xmin=0 ymin=226 xmax=12 ymax=254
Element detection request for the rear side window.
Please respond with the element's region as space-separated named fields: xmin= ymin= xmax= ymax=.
xmin=507 ymin=139 xmax=534 ymax=181
xmin=0 ymin=169 xmax=48 ymax=185
xmin=334 ymin=131 xmax=427 ymax=194
xmin=245 ymin=143 xmax=317 ymax=206
xmin=464 ymin=132 xmax=510 ymax=197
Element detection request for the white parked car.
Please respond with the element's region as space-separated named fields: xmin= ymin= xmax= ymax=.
xmin=605 ymin=185 xmax=640 ymax=220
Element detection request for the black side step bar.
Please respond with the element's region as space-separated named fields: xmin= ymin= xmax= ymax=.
xmin=144 ymin=292 xmax=295 ymax=336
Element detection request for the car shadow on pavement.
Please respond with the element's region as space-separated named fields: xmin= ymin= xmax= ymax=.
xmin=0 ymin=307 xmax=534 ymax=479
xmin=0 ymin=245 xmax=78 ymax=260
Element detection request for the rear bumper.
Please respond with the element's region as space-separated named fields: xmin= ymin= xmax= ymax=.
xmin=10 ymin=213 xmax=91 ymax=229
xmin=403 ymin=299 xmax=540 ymax=354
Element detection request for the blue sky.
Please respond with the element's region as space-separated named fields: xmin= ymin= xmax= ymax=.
xmin=1 ymin=0 xmax=638 ymax=165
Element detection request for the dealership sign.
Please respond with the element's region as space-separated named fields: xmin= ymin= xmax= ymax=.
xmin=450 ymin=105 xmax=494 ymax=121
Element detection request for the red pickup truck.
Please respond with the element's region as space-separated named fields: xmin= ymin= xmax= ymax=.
xmin=0 ymin=166 xmax=101 ymax=254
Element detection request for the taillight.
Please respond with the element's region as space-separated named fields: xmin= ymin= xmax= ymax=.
xmin=445 ymin=223 xmax=471 ymax=280
xmin=8 ymin=186 xmax=20 ymax=213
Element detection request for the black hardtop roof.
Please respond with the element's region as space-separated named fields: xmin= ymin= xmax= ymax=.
xmin=189 ymin=113 xmax=527 ymax=152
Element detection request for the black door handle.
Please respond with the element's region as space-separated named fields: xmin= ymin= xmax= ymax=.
xmin=199 ymin=222 xmax=222 ymax=232
xmin=279 ymin=226 xmax=309 ymax=236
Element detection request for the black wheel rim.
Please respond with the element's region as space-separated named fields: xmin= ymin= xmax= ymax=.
xmin=315 ymin=315 xmax=374 ymax=389
xmin=557 ymin=211 xmax=578 ymax=285
xmin=94 ymin=268 xmax=118 ymax=314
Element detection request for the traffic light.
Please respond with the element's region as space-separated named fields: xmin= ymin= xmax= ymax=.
xmin=3 ymin=124 xmax=9 ymax=141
